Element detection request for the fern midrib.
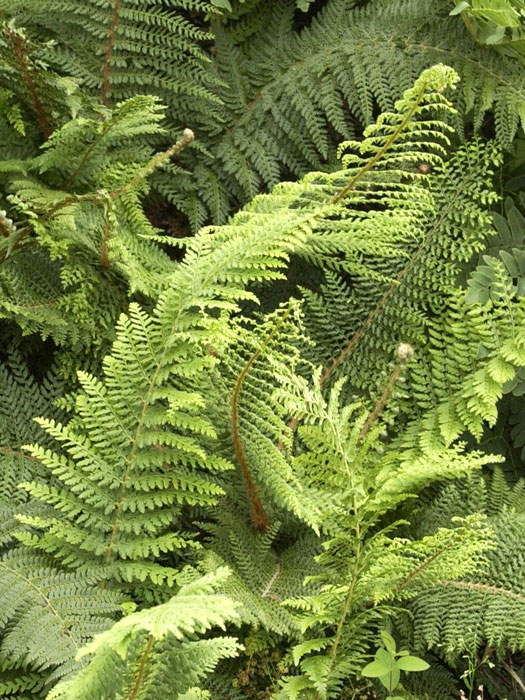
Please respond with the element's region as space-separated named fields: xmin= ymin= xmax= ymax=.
xmin=216 ymin=25 xmax=525 ymax=160
xmin=103 ymin=269 xmax=228 ymax=576
xmin=442 ymin=579 xmax=525 ymax=602
xmin=319 ymin=159 xmax=484 ymax=387
xmin=231 ymin=302 xmax=294 ymax=532
xmin=318 ymin=405 xmax=361 ymax=697
xmin=0 ymin=559 xmax=83 ymax=660
xmin=330 ymin=83 xmax=425 ymax=204
xmin=101 ymin=0 xmax=121 ymax=105
xmin=127 ymin=634 xmax=154 ymax=700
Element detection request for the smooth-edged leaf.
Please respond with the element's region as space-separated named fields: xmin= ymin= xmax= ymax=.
xmin=380 ymin=630 xmax=396 ymax=653
xmin=362 ymin=659 xmax=391 ymax=678
xmin=397 ymin=655 xmax=430 ymax=672
xmin=450 ymin=1 xmax=470 ymax=15
xmin=485 ymin=25 xmax=507 ymax=44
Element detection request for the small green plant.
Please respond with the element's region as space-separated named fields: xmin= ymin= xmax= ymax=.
xmin=450 ymin=0 xmax=525 ymax=64
xmin=361 ymin=632 xmax=429 ymax=699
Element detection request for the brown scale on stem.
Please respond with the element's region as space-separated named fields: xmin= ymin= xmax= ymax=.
xmin=98 ymin=130 xmax=194 ymax=269
xmin=101 ymin=0 xmax=121 ymax=106
xmin=7 ymin=28 xmax=51 ymax=140
xmin=358 ymin=342 xmax=414 ymax=442
xmin=231 ymin=304 xmax=294 ymax=533
xmin=100 ymin=205 xmax=111 ymax=268
xmin=231 ymin=358 xmax=271 ymax=533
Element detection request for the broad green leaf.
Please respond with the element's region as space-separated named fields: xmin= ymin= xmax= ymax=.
xmin=379 ymin=663 xmax=401 ymax=691
xmin=485 ymin=25 xmax=507 ymax=44
xmin=362 ymin=660 xmax=391 ymax=678
xmin=380 ymin=631 xmax=396 ymax=653
xmin=397 ymin=655 xmax=430 ymax=672
xmin=450 ymin=1 xmax=470 ymax=15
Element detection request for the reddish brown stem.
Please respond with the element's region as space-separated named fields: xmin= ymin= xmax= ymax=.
xmin=232 ymin=354 xmax=271 ymax=532
xmin=358 ymin=343 xmax=413 ymax=442
xmin=359 ymin=365 xmax=402 ymax=440
xmin=127 ymin=635 xmax=154 ymax=700
xmin=101 ymin=0 xmax=121 ymax=105
xmin=8 ymin=30 xmax=51 ymax=139
xmin=231 ymin=305 xmax=293 ymax=532
xmin=100 ymin=204 xmax=111 ymax=268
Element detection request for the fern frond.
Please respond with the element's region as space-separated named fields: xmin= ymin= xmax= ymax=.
xmin=0 ymin=548 xmax=120 ymax=687
xmin=0 ymin=1 xmax=219 ymax=109
xmin=0 ymin=347 xmax=65 ymax=547
xmin=48 ymin=568 xmax=241 ymax=700
xmin=165 ymin=0 xmax=524 ymax=226
xmin=275 ymin=374 xmax=494 ymax=699
xmin=408 ymin=470 xmax=525 ymax=662
xmin=0 ymin=97 xmax=193 ymax=351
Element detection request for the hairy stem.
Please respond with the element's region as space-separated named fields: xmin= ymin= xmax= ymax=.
xmin=127 ymin=635 xmax=154 ymax=700
xmin=358 ymin=343 xmax=413 ymax=443
xmin=330 ymin=85 xmax=425 ymax=205
xmin=501 ymin=659 xmax=525 ymax=695
xmin=7 ymin=29 xmax=51 ymax=140
xmin=100 ymin=203 xmax=111 ymax=268
xmin=110 ymin=129 xmax=195 ymax=200
xmin=101 ymin=0 xmax=121 ymax=105
xmin=319 ymin=503 xmax=361 ymax=700
xmin=231 ymin=303 xmax=294 ymax=532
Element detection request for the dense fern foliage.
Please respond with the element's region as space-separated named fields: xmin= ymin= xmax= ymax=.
xmin=2 ymin=1 xmax=525 ymax=698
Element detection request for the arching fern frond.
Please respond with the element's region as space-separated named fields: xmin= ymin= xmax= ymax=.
xmin=48 ymin=568 xmax=241 ymax=700
xmin=408 ymin=469 xmax=525 ymax=663
xmin=0 ymin=1 xmax=219 ymax=110
xmin=14 ymin=65 xmax=462 ymax=585
xmin=0 ymin=96 xmax=193 ymax=351
xmin=0 ymin=347 xmax=65 ymax=547
xmin=274 ymin=375 xmax=494 ymax=699
xmin=13 ymin=162 xmax=316 ymax=584
xmin=164 ymin=0 xmax=525 ymax=227
xmin=0 ymin=548 xmax=121 ymax=690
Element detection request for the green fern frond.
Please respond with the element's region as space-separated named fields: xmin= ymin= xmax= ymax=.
xmin=0 ymin=1 xmax=219 ymax=108
xmin=408 ymin=469 xmax=525 ymax=662
xmin=275 ymin=373 xmax=494 ymax=698
xmin=48 ymin=568 xmax=241 ymax=700
xmin=0 ymin=347 xmax=65 ymax=547
xmin=0 ymin=97 xmax=193 ymax=351
xmin=164 ymin=0 xmax=525 ymax=227
xmin=0 ymin=548 xmax=120 ymax=687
